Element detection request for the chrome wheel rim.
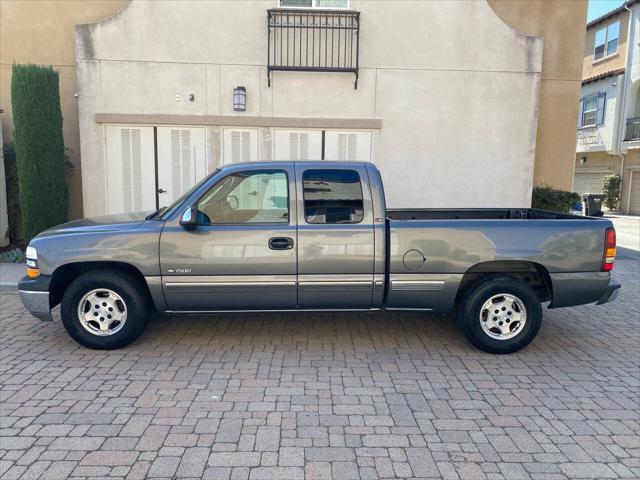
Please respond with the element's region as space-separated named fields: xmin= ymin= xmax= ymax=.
xmin=479 ymin=293 xmax=527 ymax=340
xmin=77 ymin=289 xmax=127 ymax=336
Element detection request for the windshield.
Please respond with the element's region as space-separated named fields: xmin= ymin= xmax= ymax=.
xmin=158 ymin=169 xmax=221 ymax=220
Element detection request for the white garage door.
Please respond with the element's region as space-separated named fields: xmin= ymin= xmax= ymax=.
xmin=628 ymin=171 xmax=640 ymax=215
xmin=574 ymin=172 xmax=605 ymax=195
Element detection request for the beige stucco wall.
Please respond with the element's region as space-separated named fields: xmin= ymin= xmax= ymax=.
xmin=582 ymin=11 xmax=629 ymax=79
xmin=575 ymin=151 xmax=621 ymax=175
xmin=77 ymin=0 xmax=547 ymax=216
xmin=488 ymin=0 xmax=588 ymax=190
xmin=0 ymin=0 xmax=127 ymax=220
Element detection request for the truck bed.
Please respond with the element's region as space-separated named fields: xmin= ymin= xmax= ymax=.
xmin=384 ymin=208 xmax=613 ymax=311
xmin=386 ymin=208 xmax=583 ymax=221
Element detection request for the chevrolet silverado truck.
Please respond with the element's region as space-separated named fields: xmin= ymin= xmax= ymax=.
xmin=18 ymin=161 xmax=620 ymax=353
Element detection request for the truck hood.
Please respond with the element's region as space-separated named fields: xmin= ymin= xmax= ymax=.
xmin=35 ymin=211 xmax=152 ymax=237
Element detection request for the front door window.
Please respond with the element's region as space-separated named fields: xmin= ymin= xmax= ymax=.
xmin=198 ymin=170 xmax=289 ymax=224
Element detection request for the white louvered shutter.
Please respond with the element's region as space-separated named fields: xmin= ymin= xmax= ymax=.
xmin=105 ymin=125 xmax=156 ymax=214
xmin=223 ymin=128 xmax=259 ymax=164
xmin=274 ymin=130 xmax=322 ymax=160
xmin=324 ymin=131 xmax=372 ymax=162
xmin=157 ymin=127 xmax=207 ymax=207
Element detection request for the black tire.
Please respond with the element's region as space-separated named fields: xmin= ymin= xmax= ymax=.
xmin=61 ymin=270 xmax=151 ymax=349
xmin=456 ymin=276 xmax=542 ymax=354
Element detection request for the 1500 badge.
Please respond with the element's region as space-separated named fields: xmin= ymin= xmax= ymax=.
xmin=167 ymin=268 xmax=192 ymax=274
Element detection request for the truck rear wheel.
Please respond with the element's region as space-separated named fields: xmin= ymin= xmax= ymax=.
xmin=61 ymin=270 xmax=151 ymax=349
xmin=456 ymin=276 xmax=542 ymax=354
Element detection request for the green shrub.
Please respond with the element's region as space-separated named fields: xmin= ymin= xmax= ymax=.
xmin=532 ymin=184 xmax=580 ymax=213
xmin=11 ymin=64 xmax=67 ymax=243
xmin=601 ymin=175 xmax=621 ymax=210
xmin=0 ymin=247 xmax=25 ymax=263
xmin=3 ymin=143 xmax=23 ymax=243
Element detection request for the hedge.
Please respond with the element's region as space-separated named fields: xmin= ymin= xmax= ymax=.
xmin=531 ymin=184 xmax=580 ymax=213
xmin=11 ymin=64 xmax=67 ymax=243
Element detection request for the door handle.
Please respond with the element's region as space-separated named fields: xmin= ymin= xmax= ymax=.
xmin=269 ymin=237 xmax=294 ymax=250
xmin=157 ymin=188 xmax=167 ymax=194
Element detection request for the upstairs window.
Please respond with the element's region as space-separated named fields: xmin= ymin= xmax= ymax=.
xmin=578 ymin=93 xmax=606 ymax=128
xmin=594 ymin=21 xmax=620 ymax=60
xmin=279 ymin=0 xmax=349 ymax=8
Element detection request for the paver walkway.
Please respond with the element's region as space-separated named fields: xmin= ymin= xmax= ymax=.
xmin=0 ymin=258 xmax=638 ymax=479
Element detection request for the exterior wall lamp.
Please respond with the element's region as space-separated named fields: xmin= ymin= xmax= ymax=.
xmin=233 ymin=86 xmax=246 ymax=112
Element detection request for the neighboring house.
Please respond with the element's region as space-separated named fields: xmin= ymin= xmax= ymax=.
xmin=0 ymin=0 xmax=128 ymax=221
xmin=575 ymin=0 xmax=640 ymax=214
xmin=74 ymin=0 xmax=587 ymax=217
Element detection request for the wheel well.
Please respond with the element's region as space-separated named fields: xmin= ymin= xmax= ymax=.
xmin=456 ymin=261 xmax=552 ymax=304
xmin=49 ymin=261 xmax=150 ymax=307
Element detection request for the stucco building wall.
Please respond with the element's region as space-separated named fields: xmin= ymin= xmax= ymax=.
xmin=0 ymin=0 xmax=127 ymax=220
xmin=75 ymin=0 xmax=567 ymax=216
xmin=582 ymin=9 xmax=629 ymax=79
xmin=488 ymin=0 xmax=588 ymax=190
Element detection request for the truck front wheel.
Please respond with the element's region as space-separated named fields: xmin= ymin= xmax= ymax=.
xmin=61 ymin=270 xmax=151 ymax=349
xmin=456 ymin=276 xmax=542 ymax=354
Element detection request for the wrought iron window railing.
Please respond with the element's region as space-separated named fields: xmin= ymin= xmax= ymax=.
xmin=624 ymin=116 xmax=640 ymax=141
xmin=576 ymin=126 xmax=604 ymax=151
xmin=267 ymin=9 xmax=360 ymax=88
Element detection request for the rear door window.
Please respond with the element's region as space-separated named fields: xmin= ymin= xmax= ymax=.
xmin=302 ymin=169 xmax=364 ymax=224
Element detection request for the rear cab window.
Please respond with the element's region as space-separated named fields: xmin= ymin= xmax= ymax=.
xmin=302 ymin=169 xmax=364 ymax=224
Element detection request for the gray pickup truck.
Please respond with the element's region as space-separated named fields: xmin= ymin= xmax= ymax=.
xmin=19 ymin=161 xmax=620 ymax=353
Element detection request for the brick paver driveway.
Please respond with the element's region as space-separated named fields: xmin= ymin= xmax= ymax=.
xmin=1 ymin=258 xmax=638 ymax=480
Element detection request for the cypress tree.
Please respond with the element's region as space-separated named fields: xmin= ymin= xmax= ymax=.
xmin=11 ymin=64 xmax=67 ymax=243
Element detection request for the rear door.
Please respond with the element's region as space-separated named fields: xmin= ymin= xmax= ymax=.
xmin=295 ymin=163 xmax=375 ymax=309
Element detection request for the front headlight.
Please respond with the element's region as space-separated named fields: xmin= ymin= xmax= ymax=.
xmin=26 ymin=246 xmax=37 ymax=261
xmin=25 ymin=246 xmax=39 ymax=278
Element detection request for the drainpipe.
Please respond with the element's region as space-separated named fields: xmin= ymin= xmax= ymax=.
xmin=617 ymin=152 xmax=625 ymax=210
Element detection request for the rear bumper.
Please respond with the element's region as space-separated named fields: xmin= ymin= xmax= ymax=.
xmin=17 ymin=275 xmax=53 ymax=322
xmin=596 ymin=280 xmax=621 ymax=305
xmin=549 ymin=272 xmax=620 ymax=309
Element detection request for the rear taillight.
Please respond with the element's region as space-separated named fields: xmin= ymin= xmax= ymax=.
xmin=602 ymin=227 xmax=616 ymax=272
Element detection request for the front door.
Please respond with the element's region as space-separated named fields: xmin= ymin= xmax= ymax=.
xmin=295 ymin=164 xmax=375 ymax=309
xmin=160 ymin=164 xmax=297 ymax=311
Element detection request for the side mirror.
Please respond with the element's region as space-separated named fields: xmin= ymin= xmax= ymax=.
xmin=227 ymin=195 xmax=239 ymax=210
xmin=179 ymin=205 xmax=198 ymax=227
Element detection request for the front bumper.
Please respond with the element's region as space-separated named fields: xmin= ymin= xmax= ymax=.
xmin=18 ymin=275 xmax=53 ymax=322
xmin=596 ymin=280 xmax=621 ymax=305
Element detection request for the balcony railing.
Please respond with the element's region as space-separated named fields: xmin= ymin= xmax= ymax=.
xmin=624 ymin=116 xmax=640 ymax=141
xmin=267 ymin=9 xmax=360 ymax=88
xmin=576 ymin=126 xmax=608 ymax=152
